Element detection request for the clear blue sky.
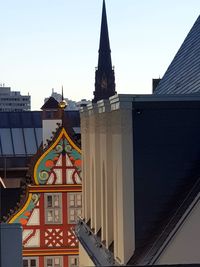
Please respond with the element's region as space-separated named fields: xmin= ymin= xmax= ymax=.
xmin=0 ymin=0 xmax=199 ymax=110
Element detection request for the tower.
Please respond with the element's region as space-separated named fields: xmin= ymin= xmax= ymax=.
xmin=93 ymin=0 xmax=116 ymax=103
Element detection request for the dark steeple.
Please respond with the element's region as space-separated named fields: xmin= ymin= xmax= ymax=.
xmin=93 ymin=0 xmax=116 ymax=103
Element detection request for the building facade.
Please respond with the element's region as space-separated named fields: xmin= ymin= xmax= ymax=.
xmin=3 ymin=98 xmax=82 ymax=267
xmin=0 ymin=86 xmax=30 ymax=111
xmin=75 ymin=12 xmax=200 ymax=267
xmin=77 ymin=93 xmax=200 ymax=266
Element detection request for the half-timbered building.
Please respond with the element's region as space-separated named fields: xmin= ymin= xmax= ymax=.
xmin=7 ymin=97 xmax=82 ymax=267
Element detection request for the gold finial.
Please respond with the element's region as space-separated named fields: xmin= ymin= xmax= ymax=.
xmin=59 ymin=85 xmax=67 ymax=109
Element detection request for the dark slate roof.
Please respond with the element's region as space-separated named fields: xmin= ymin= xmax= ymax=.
xmin=41 ymin=97 xmax=59 ymax=110
xmin=0 ymin=111 xmax=41 ymax=128
xmin=127 ymin=95 xmax=200 ymax=265
xmin=0 ymin=110 xmax=80 ymax=158
xmin=64 ymin=111 xmax=80 ymax=128
xmin=154 ymin=15 xmax=200 ymax=95
xmin=0 ymin=111 xmax=42 ymax=157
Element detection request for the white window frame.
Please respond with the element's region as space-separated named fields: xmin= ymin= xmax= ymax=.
xmin=44 ymin=256 xmax=63 ymax=267
xmin=23 ymin=257 xmax=38 ymax=267
xmin=68 ymin=193 xmax=82 ymax=224
xmin=45 ymin=193 xmax=62 ymax=224
xmin=68 ymin=256 xmax=79 ymax=267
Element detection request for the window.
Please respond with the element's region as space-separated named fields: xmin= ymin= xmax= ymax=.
xmin=68 ymin=193 xmax=82 ymax=223
xmin=68 ymin=256 xmax=79 ymax=267
xmin=45 ymin=256 xmax=63 ymax=267
xmin=45 ymin=193 xmax=62 ymax=224
xmin=23 ymin=257 xmax=38 ymax=267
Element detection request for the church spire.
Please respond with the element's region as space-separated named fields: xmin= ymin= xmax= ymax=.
xmin=93 ymin=0 xmax=116 ymax=103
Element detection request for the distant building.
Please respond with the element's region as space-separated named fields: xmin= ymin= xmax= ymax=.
xmin=76 ymin=99 xmax=91 ymax=109
xmin=44 ymin=90 xmax=90 ymax=111
xmin=0 ymin=86 xmax=30 ymax=112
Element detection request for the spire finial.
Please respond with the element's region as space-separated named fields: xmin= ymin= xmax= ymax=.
xmin=61 ymin=85 xmax=64 ymax=101
xmin=59 ymin=85 xmax=67 ymax=109
xmin=98 ymin=0 xmax=112 ymax=71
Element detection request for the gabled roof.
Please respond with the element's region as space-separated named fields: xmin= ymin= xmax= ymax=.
xmin=41 ymin=97 xmax=60 ymax=110
xmin=154 ymin=15 xmax=200 ymax=95
xmin=0 ymin=110 xmax=80 ymax=222
xmin=26 ymin=111 xmax=81 ymax=184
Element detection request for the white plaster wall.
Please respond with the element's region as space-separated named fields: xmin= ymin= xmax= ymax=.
xmin=93 ymin=113 xmax=101 ymax=233
xmin=156 ymin=196 xmax=200 ymax=264
xmin=89 ymin=113 xmax=95 ymax=230
xmin=99 ymin=109 xmax=113 ymax=247
xmin=42 ymin=119 xmax=62 ymax=146
xmin=105 ymin=123 xmax=114 ymax=247
xmin=79 ymin=243 xmax=95 ymax=267
xmin=80 ymin=97 xmax=135 ymax=266
xmin=80 ymin=112 xmax=86 ymax=219
xmin=86 ymin=109 xmax=101 ymax=232
xmin=84 ymin=115 xmax=91 ymax=222
xmin=111 ymin=108 xmax=135 ymax=264
xmin=100 ymin=116 xmax=107 ymax=242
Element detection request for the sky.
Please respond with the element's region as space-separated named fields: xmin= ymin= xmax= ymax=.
xmin=0 ymin=0 xmax=199 ymax=110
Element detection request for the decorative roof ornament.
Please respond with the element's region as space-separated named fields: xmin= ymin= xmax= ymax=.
xmin=59 ymin=85 xmax=67 ymax=109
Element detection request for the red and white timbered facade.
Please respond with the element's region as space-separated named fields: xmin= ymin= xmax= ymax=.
xmin=9 ymin=128 xmax=82 ymax=267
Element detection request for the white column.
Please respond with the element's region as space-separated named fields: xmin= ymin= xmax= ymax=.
xmin=93 ymin=108 xmax=101 ymax=233
xmin=80 ymin=110 xmax=91 ymax=221
xmin=111 ymin=96 xmax=135 ymax=264
xmin=98 ymin=100 xmax=114 ymax=247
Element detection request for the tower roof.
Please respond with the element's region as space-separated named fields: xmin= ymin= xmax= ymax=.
xmin=41 ymin=97 xmax=59 ymax=110
xmin=98 ymin=0 xmax=112 ymax=72
xmin=93 ymin=0 xmax=116 ymax=103
xmin=154 ymin=16 xmax=200 ymax=95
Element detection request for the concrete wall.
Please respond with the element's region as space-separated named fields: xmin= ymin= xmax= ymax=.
xmin=79 ymin=243 xmax=95 ymax=267
xmin=156 ymin=194 xmax=200 ymax=264
xmin=80 ymin=95 xmax=135 ymax=265
xmin=110 ymin=99 xmax=135 ymax=264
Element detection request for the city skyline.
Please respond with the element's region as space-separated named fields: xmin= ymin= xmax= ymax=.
xmin=0 ymin=0 xmax=199 ymax=110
